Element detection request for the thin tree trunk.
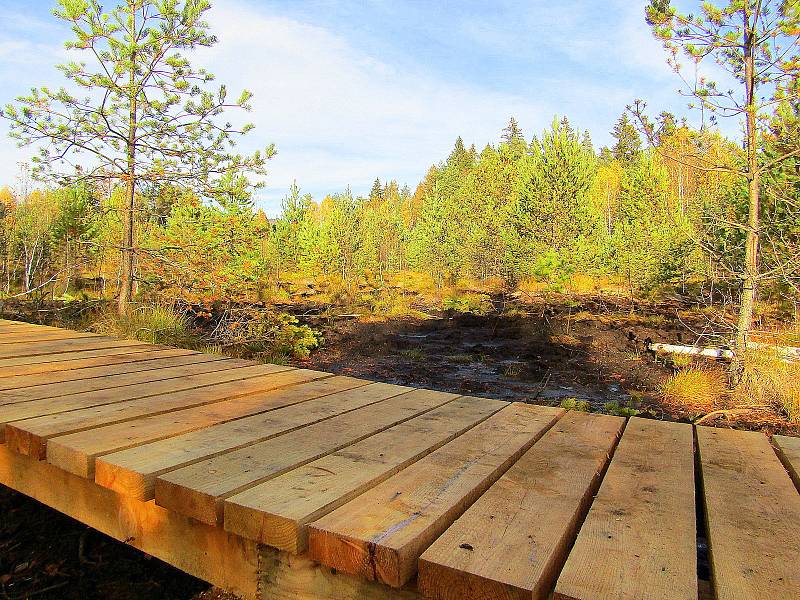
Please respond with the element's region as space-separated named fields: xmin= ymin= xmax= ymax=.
xmin=731 ymin=5 xmax=761 ymax=383
xmin=118 ymin=2 xmax=137 ymax=316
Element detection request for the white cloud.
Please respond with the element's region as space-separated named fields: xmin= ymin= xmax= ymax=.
xmin=0 ymin=0 xmax=743 ymax=214
xmin=196 ymin=3 xmax=562 ymax=212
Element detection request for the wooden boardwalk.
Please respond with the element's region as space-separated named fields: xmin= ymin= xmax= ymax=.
xmin=0 ymin=319 xmax=798 ymax=600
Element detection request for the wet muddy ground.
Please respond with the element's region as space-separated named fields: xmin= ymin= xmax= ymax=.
xmin=295 ymin=295 xmax=696 ymax=417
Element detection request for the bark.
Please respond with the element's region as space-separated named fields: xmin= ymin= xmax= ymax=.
xmin=118 ymin=2 xmax=137 ymax=316
xmin=730 ymin=5 xmax=761 ymax=383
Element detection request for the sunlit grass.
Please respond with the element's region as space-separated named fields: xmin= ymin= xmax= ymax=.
xmin=94 ymin=304 xmax=200 ymax=348
xmin=737 ymin=349 xmax=800 ymax=423
xmin=660 ymin=367 xmax=727 ymax=413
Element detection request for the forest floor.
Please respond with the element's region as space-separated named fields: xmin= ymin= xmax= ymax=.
xmin=0 ymin=289 xmax=797 ymax=598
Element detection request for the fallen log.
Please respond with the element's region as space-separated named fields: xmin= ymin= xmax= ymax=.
xmin=648 ymin=341 xmax=800 ymax=362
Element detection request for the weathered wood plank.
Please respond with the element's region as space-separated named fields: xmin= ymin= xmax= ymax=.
xmin=9 ymin=368 xmax=334 ymax=462
xmin=0 ymin=445 xmax=261 ymax=600
xmin=224 ymin=395 xmax=508 ymax=553
xmin=95 ymin=382 xmax=414 ymax=500
xmin=155 ymin=388 xmax=462 ymax=526
xmin=0 ymin=347 xmax=196 ymax=379
xmin=258 ymin=546 xmax=422 ymax=600
xmin=0 ymin=343 xmax=158 ymax=369
xmin=0 ymin=353 xmax=228 ymax=403
xmin=307 ymin=403 xmax=564 ymax=588
xmin=0 ymin=336 xmax=149 ymax=359
xmin=0 ymin=348 xmax=200 ymax=390
xmin=773 ymin=434 xmax=800 ymax=491
xmin=0 ymin=361 xmax=278 ymax=438
xmin=42 ymin=376 xmax=357 ymax=477
xmin=0 ymin=329 xmax=99 ymax=344
xmin=418 ymin=411 xmax=624 ymax=600
xmin=698 ymin=427 xmax=800 ymax=600
xmin=553 ymin=418 xmax=696 ymax=600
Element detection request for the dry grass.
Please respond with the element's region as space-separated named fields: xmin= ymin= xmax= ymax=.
xmin=660 ymin=367 xmax=727 ymax=414
xmin=737 ymin=349 xmax=800 ymax=423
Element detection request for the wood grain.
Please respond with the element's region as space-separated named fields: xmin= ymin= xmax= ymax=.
xmin=0 ymin=361 xmax=272 ymax=439
xmin=10 ymin=369 xmax=332 ymax=463
xmin=95 ymin=382 xmax=414 ymax=500
xmin=0 ymin=336 xmax=150 ymax=359
xmin=224 ymin=395 xmax=507 ymax=553
xmin=0 ymin=347 xmax=195 ymax=379
xmin=42 ymin=373 xmax=357 ymax=476
xmin=0 ymin=344 xmax=159 ymax=370
xmin=418 ymin=411 xmax=624 ymax=600
xmin=307 ymin=403 xmax=564 ymax=588
xmin=698 ymin=427 xmax=800 ymax=600
xmin=155 ymin=388 xmax=461 ymax=526
xmin=553 ymin=418 xmax=696 ymax=600
xmin=0 ymin=445 xmax=261 ymax=600
xmin=0 ymin=348 xmax=202 ymax=390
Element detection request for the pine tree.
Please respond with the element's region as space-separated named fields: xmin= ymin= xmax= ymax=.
xmin=611 ymin=113 xmax=642 ymax=165
xmin=502 ymin=117 xmax=525 ymax=146
xmin=369 ymin=178 xmax=383 ymax=201
xmin=2 ymin=0 xmax=273 ymax=314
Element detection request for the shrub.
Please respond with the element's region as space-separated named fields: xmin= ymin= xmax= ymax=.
xmin=212 ymin=309 xmax=321 ymax=361
xmin=660 ymin=367 xmax=726 ymax=413
xmin=442 ymin=292 xmax=492 ymax=315
xmin=737 ymin=350 xmax=800 ymax=423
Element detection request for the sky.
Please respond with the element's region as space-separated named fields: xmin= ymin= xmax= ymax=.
xmin=0 ymin=0 xmax=739 ymax=215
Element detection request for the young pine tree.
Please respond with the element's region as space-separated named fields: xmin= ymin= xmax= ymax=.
xmin=2 ymin=0 xmax=274 ymax=314
xmin=644 ymin=0 xmax=800 ymax=380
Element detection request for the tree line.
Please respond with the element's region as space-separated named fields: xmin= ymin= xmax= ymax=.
xmin=1 ymin=107 xmax=796 ymax=310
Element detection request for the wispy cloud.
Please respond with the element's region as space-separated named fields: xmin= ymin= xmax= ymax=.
xmin=0 ymin=0 xmax=742 ymax=214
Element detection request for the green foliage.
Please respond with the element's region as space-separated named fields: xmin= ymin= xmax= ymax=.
xmin=442 ymin=292 xmax=493 ymax=315
xmin=559 ymin=398 xmax=592 ymax=412
xmin=603 ymin=401 xmax=642 ymax=417
xmin=211 ymin=308 xmax=321 ymax=362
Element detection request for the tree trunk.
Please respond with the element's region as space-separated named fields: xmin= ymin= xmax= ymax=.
xmin=118 ymin=2 xmax=137 ymax=317
xmin=730 ymin=5 xmax=761 ymax=383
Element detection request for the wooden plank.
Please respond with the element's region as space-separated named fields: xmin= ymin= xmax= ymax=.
xmin=0 ymin=343 xmax=159 ymax=369
xmin=773 ymin=434 xmax=800 ymax=491
xmin=224 ymin=395 xmax=508 ymax=553
xmin=697 ymin=427 xmax=800 ymax=600
xmin=417 ymin=411 xmax=624 ymax=600
xmin=95 ymin=382 xmax=414 ymax=500
xmin=0 ymin=336 xmax=150 ymax=359
xmin=553 ymin=418 xmax=696 ymax=600
xmin=40 ymin=376 xmax=359 ymax=477
xmin=0 ymin=347 xmax=196 ymax=379
xmin=0 ymin=353 xmax=231 ymax=404
xmin=0 ymin=348 xmax=200 ymax=390
xmin=9 ymin=368 xmax=337 ymax=462
xmin=0 ymin=361 xmax=279 ymax=436
xmin=156 ymin=388 xmax=463 ymax=526
xmin=0 ymin=445 xmax=261 ymax=600
xmin=258 ymin=546 xmax=422 ymax=600
xmin=0 ymin=329 xmax=99 ymax=344
xmin=307 ymin=403 xmax=564 ymax=588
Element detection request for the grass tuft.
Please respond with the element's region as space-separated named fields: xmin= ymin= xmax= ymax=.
xmin=737 ymin=350 xmax=800 ymax=423
xmin=660 ymin=367 xmax=726 ymax=413
xmin=94 ymin=304 xmax=200 ymax=348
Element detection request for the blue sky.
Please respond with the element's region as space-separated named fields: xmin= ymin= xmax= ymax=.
xmin=0 ymin=0 xmax=737 ymax=215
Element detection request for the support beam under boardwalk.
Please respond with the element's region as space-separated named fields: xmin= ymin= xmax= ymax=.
xmin=0 ymin=445 xmax=261 ymax=598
